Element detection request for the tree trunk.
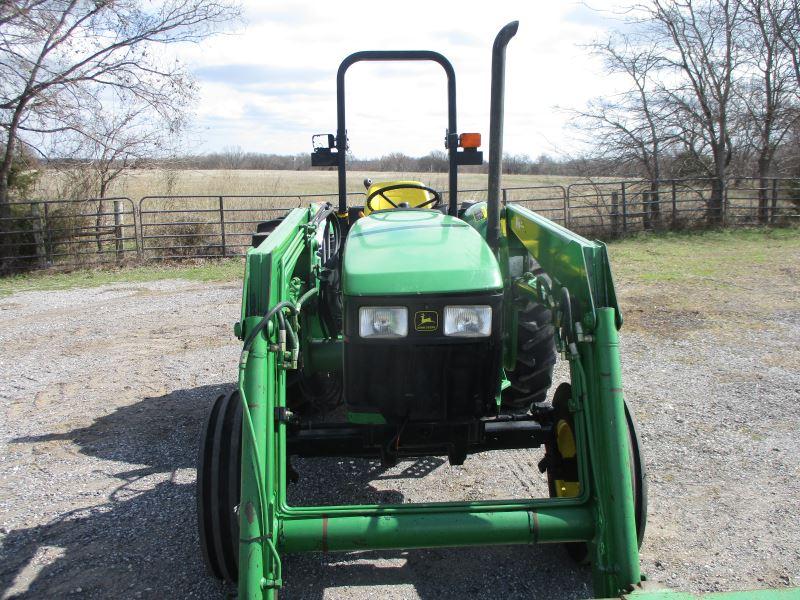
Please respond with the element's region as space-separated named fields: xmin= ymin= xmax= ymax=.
xmin=709 ymin=177 xmax=725 ymax=225
xmin=0 ymin=136 xmax=17 ymax=262
xmin=0 ymin=139 xmax=17 ymax=221
xmin=757 ymin=152 xmax=771 ymax=225
xmin=95 ymin=179 xmax=108 ymax=253
xmin=707 ymin=141 xmax=729 ymax=226
xmin=650 ymin=180 xmax=661 ymax=227
xmin=0 ymin=178 xmax=10 ymax=220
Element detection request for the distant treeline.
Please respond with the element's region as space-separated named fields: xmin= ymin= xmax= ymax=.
xmin=80 ymin=146 xmax=798 ymax=181
xmin=46 ymin=149 xmax=615 ymax=177
xmin=169 ymin=150 xmax=591 ymax=176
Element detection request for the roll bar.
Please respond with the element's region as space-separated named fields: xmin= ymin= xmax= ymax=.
xmin=335 ymin=51 xmax=459 ymax=215
xmin=319 ymin=22 xmax=519 ymax=224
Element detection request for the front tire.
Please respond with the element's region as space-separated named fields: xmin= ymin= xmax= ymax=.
xmin=197 ymin=389 xmax=242 ymax=582
xmin=543 ymin=383 xmax=647 ymax=563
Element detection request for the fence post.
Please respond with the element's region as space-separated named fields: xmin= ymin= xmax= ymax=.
xmin=565 ymin=186 xmax=571 ymax=228
xmin=620 ymin=182 xmax=627 ymax=234
xmin=502 ymin=188 xmax=508 ymax=206
xmin=29 ymin=202 xmax=47 ymax=268
xmin=642 ymin=191 xmax=652 ymax=231
xmin=610 ymin=191 xmax=619 ymax=235
xmin=771 ymin=178 xmax=778 ymax=224
xmin=114 ymin=199 xmax=124 ymax=261
xmin=218 ymin=196 xmax=227 ymax=257
xmin=671 ymin=181 xmax=677 ymax=230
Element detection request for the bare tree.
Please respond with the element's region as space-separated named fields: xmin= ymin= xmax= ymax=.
xmin=0 ymin=0 xmax=238 ymax=219
xmin=772 ymin=0 xmax=800 ymax=88
xmin=643 ymin=0 xmax=744 ymax=222
xmin=737 ymin=0 xmax=800 ymax=221
xmin=570 ymin=33 xmax=676 ymax=225
xmin=220 ymin=145 xmax=246 ymax=170
xmin=70 ymin=94 xmax=181 ymax=248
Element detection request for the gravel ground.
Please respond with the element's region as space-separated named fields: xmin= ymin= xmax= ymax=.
xmin=0 ymin=272 xmax=798 ymax=599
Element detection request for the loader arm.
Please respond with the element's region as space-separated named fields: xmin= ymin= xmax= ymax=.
xmin=231 ymin=201 xmax=641 ymax=598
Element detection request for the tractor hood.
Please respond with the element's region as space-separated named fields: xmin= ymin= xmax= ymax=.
xmin=342 ymin=210 xmax=503 ymax=296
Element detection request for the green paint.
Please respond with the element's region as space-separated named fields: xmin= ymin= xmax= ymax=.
xmin=342 ymin=210 xmax=502 ymax=295
xmin=229 ymin=200 xmax=793 ymax=600
xmin=590 ymin=308 xmax=640 ymax=595
xmin=307 ymin=339 xmax=343 ymax=373
xmin=238 ymin=317 xmax=271 ymax=599
xmin=506 ymin=203 xmax=621 ymax=328
xmin=280 ymin=506 xmax=594 ymax=553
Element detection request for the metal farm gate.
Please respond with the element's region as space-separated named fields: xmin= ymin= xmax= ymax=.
xmin=1 ymin=177 xmax=797 ymax=272
xmin=0 ymin=197 xmax=138 ymax=272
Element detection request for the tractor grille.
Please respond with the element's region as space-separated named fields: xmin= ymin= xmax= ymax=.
xmin=342 ymin=293 xmax=502 ymax=423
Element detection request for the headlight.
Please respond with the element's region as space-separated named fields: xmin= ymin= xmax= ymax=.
xmin=359 ymin=306 xmax=408 ymax=338
xmin=444 ymin=305 xmax=492 ymax=337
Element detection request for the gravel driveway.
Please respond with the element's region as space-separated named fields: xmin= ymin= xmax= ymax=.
xmin=0 ymin=272 xmax=798 ymax=599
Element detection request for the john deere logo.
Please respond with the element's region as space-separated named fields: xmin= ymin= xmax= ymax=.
xmin=415 ymin=310 xmax=438 ymax=332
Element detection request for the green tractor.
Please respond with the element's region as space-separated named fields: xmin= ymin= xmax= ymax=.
xmin=196 ymin=22 xmax=798 ymax=600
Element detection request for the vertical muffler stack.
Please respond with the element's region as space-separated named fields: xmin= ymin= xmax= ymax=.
xmin=486 ymin=21 xmax=519 ymax=252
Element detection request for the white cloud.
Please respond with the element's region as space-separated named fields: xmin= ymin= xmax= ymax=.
xmin=173 ymin=0 xmax=628 ymax=158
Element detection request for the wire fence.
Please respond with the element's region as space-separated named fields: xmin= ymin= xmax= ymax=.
xmin=1 ymin=177 xmax=798 ymax=272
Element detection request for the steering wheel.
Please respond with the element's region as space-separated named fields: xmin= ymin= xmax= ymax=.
xmin=366 ymin=183 xmax=442 ymax=213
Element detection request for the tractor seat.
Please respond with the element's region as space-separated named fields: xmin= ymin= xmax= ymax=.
xmin=364 ymin=180 xmax=437 ymax=215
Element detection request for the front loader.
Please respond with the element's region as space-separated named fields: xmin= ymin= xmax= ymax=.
xmin=196 ymin=21 xmax=800 ymax=600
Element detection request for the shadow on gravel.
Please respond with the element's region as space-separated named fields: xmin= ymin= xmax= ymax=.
xmin=1 ymin=384 xmax=591 ymax=599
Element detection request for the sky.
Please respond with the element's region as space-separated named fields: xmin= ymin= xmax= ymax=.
xmin=174 ymin=0 xmax=631 ymax=159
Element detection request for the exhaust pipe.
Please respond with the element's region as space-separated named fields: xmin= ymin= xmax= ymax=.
xmin=486 ymin=21 xmax=519 ymax=252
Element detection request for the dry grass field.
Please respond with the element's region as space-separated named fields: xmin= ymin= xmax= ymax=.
xmin=35 ymin=168 xmax=586 ymax=202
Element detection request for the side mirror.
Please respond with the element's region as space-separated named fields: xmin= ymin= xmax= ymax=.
xmin=311 ymin=133 xmax=339 ymax=167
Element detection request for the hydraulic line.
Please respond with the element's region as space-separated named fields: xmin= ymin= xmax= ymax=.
xmin=238 ymin=300 xmax=299 ymax=585
xmin=296 ymin=287 xmax=319 ymax=312
xmin=242 ymin=301 xmax=298 ymax=354
xmin=235 ymin=287 xmax=322 ymax=578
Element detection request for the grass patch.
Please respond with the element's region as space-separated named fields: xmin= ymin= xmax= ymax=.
xmin=607 ymin=227 xmax=800 ymax=336
xmin=607 ymin=227 xmax=800 ymax=283
xmin=0 ymin=259 xmax=244 ymax=297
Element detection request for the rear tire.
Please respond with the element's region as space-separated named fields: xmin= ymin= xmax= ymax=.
xmin=501 ymin=302 xmax=557 ymax=412
xmin=197 ymin=389 xmax=242 ymax=583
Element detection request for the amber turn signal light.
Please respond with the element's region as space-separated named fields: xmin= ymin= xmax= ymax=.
xmin=458 ymin=133 xmax=481 ymax=149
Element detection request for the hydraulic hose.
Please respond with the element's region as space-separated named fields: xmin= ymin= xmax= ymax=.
xmin=296 ymin=287 xmax=319 ymax=312
xmin=242 ymin=301 xmax=298 ymax=354
xmin=237 ymin=300 xmax=301 ymax=584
